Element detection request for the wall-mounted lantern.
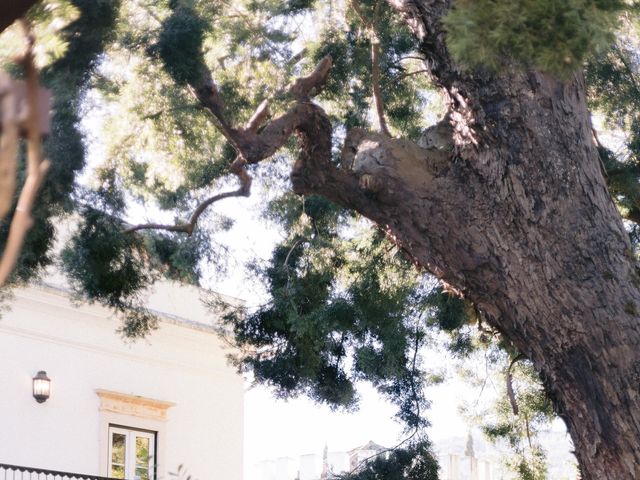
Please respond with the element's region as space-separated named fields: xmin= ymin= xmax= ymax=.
xmin=32 ymin=371 xmax=51 ymax=403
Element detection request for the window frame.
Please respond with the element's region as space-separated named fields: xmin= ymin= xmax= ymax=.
xmin=96 ymin=389 xmax=174 ymax=479
xmin=107 ymin=424 xmax=157 ymax=480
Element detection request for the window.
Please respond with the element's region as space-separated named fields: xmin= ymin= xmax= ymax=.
xmin=97 ymin=390 xmax=173 ymax=479
xmin=108 ymin=425 xmax=156 ymax=480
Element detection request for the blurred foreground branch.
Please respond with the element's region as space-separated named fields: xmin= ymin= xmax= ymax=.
xmin=0 ymin=20 xmax=51 ymax=286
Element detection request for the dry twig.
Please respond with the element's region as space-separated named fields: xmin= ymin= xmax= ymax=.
xmin=0 ymin=21 xmax=51 ymax=286
xmin=506 ymin=353 xmax=526 ymax=415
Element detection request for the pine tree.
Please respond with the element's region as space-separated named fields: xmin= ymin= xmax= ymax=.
xmin=2 ymin=1 xmax=640 ymax=478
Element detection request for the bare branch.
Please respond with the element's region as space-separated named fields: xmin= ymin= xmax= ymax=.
xmin=125 ymin=174 xmax=250 ymax=235
xmin=350 ymin=0 xmax=390 ymax=136
xmin=0 ymin=22 xmax=50 ymax=286
xmin=371 ymin=37 xmax=391 ymax=137
xmin=506 ymin=353 xmax=526 ymax=416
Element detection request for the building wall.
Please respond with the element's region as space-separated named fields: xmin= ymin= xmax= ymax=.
xmin=0 ymin=281 xmax=243 ymax=480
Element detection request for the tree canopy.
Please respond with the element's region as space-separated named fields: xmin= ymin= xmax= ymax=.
xmin=2 ymin=0 xmax=640 ymax=478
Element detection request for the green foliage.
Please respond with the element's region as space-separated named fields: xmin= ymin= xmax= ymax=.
xmin=151 ymin=6 xmax=208 ymax=86
xmin=144 ymin=231 xmax=203 ymax=284
xmin=444 ymin=0 xmax=625 ymax=75
xmin=479 ymin=358 xmax=555 ymax=480
xmin=427 ymin=288 xmax=469 ymax=332
xmin=308 ymin=2 xmax=433 ymax=138
xmin=585 ymin=19 xmax=640 ymax=237
xmin=338 ymin=439 xmax=439 ymax=480
xmin=61 ymin=207 xmax=158 ymax=338
xmin=598 ymin=147 xmax=640 ymax=225
xmin=223 ymin=194 xmax=432 ymax=428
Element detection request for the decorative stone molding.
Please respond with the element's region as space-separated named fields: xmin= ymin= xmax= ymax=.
xmin=96 ymin=389 xmax=175 ymax=421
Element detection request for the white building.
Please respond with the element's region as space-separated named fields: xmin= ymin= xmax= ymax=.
xmin=256 ymin=432 xmax=577 ymax=480
xmin=436 ymin=433 xmax=502 ymax=480
xmin=0 ymin=277 xmax=244 ymax=480
xmin=257 ymin=441 xmax=386 ymax=480
xmin=435 ymin=431 xmax=578 ymax=480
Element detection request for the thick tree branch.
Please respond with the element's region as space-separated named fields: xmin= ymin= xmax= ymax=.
xmin=140 ymin=52 xmax=457 ymax=243
xmin=125 ymin=57 xmax=333 ymax=236
xmin=191 ymin=54 xmax=456 ymax=225
xmin=188 ymin=56 xmax=333 ymax=167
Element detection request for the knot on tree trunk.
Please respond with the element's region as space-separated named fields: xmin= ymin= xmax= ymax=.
xmin=340 ymin=125 xmax=453 ymax=200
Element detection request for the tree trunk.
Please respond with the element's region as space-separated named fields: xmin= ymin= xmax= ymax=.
xmin=290 ymin=1 xmax=640 ymax=478
xmin=183 ymin=0 xmax=640 ymax=474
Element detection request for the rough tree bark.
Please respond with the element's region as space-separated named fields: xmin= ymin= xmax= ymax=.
xmin=259 ymin=3 xmax=640 ymax=478
xmin=6 ymin=0 xmax=637 ymax=476
xmin=133 ymin=0 xmax=639 ymax=476
xmin=319 ymin=1 xmax=640 ymax=477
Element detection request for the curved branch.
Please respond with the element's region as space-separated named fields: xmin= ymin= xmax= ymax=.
xmin=124 ymin=189 xmax=246 ymax=235
xmin=125 ymin=170 xmax=251 ymax=235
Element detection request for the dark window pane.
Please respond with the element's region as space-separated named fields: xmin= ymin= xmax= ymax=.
xmin=112 ymin=433 xmax=126 ymax=465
